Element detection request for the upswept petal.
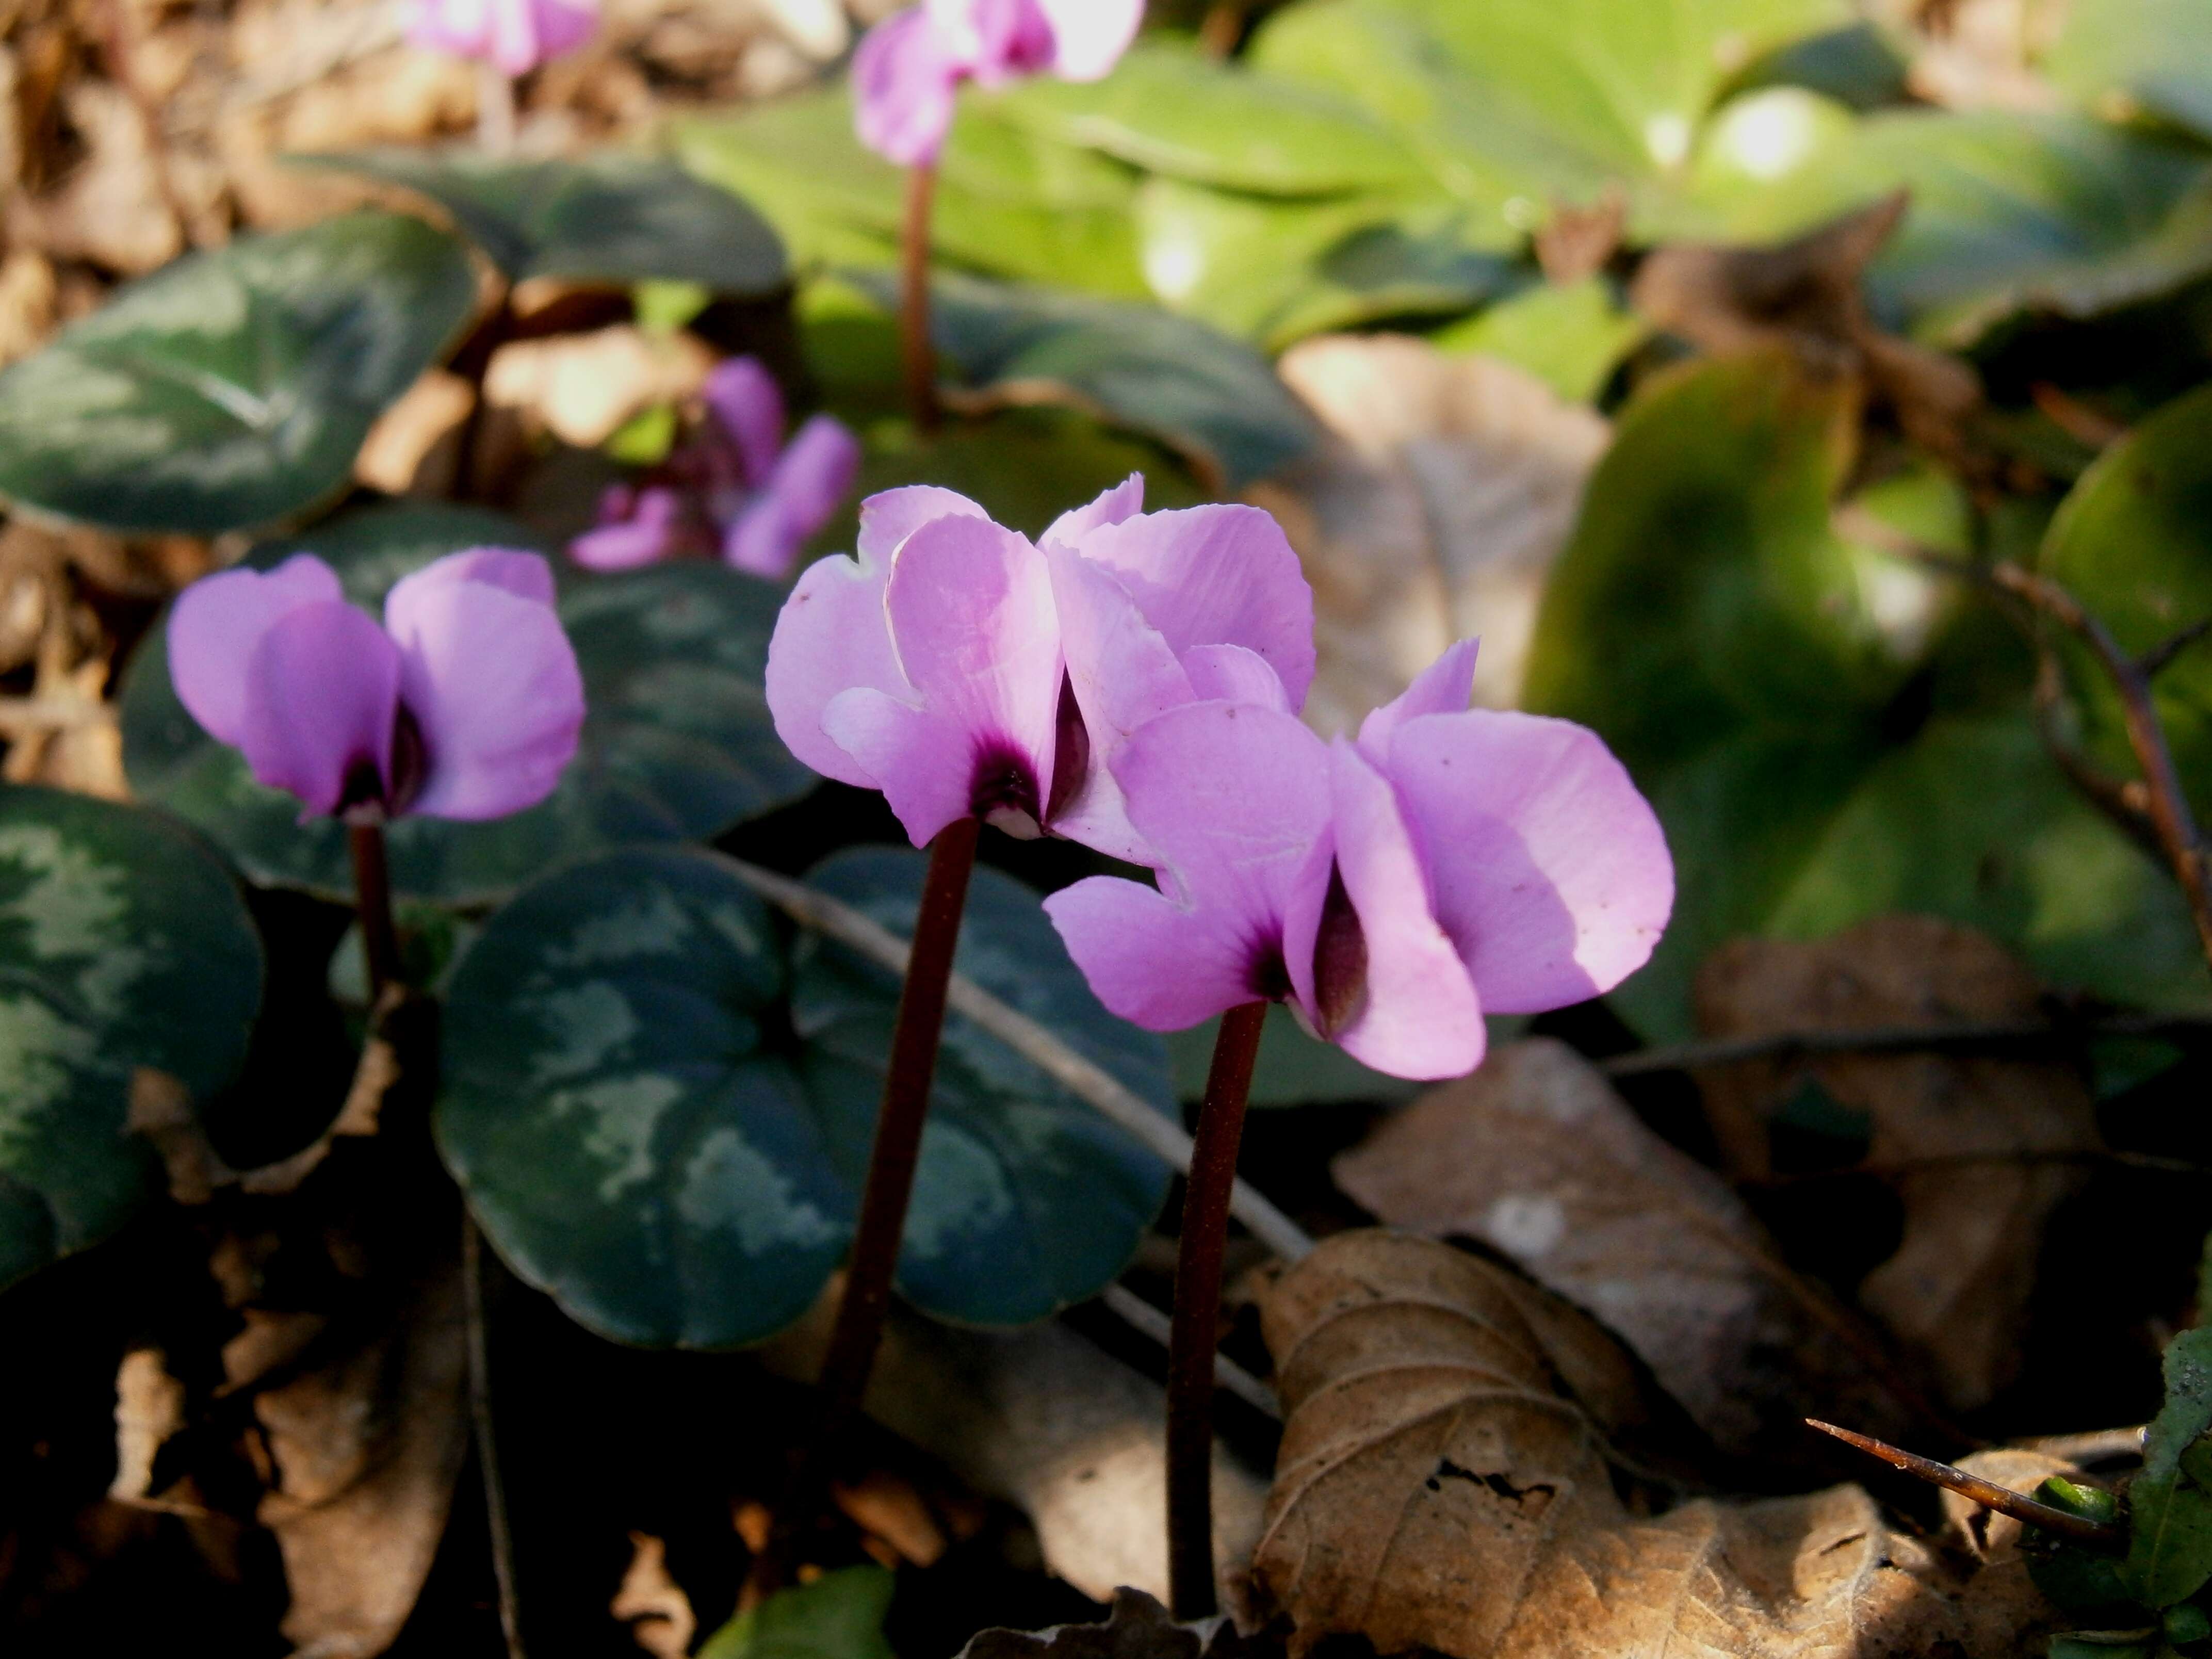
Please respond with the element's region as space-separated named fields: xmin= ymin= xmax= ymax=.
xmin=1043 ymin=877 xmax=1267 ymax=1031
xmin=766 ymin=486 xmax=980 ymax=786
xmin=1322 ymin=741 xmax=1485 ymax=1079
xmin=1037 ymin=0 xmax=1143 ymax=79
xmin=519 ymin=0 xmax=595 ymax=68
xmin=1066 ymin=505 xmax=1316 ymax=711
xmin=169 ymin=554 xmax=343 ymax=748
xmin=928 ymin=0 xmax=1055 ymax=79
xmin=854 ymin=7 xmax=962 ymax=166
xmin=386 ymin=575 xmax=585 ymax=820
xmin=833 ymin=513 xmax=1060 ymax=841
xmin=820 ymin=688 xmax=977 ymax=849
xmin=1356 ymin=636 xmax=1477 ymax=763
xmin=387 ymin=547 xmax=558 ymax=614
xmin=1046 ymin=540 xmax=1191 ymax=756
xmin=570 ymin=486 xmax=684 ymax=572
xmin=238 ymin=602 xmax=403 ymax=821
xmin=1180 ymin=644 xmax=1290 ymax=711
xmin=724 ymin=414 xmax=863 ymax=579
xmin=703 ymin=357 xmax=785 ymax=490
xmin=1040 ymin=473 xmax=1143 ymax=550
xmin=1385 ymin=710 xmax=1673 ymax=1014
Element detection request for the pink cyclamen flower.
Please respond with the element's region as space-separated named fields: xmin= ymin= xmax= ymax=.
xmin=1043 ymin=641 xmax=1675 ymax=1080
xmin=169 ymin=548 xmax=584 ymax=823
xmin=407 ymin=0 xmax=597 ymax=76
xmin=854 ymin=0 xmax=1145 ymax=167
xmin=571 ymin=357 xmax=861 ymax=581
xmin=765 ymin=475 xmax=1313 ymax=862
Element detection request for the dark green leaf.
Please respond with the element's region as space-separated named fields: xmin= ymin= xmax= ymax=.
xmin=2045 ymin=0 xmax=2212 ymax=139
xmin=2042 ymin=380 xmax=2212 ymax=826
xmin=791 ymin=847 xmax=1173 ymax=1327
xmin=698 ymin=1566 xmax=895 ymax=1659
xmin=0 ymin=211 xmax=478 ymax=535
xmin=118 ymin=500 xmax=814 ymax=906
xmin=2124 ymin=1328 xmax=2212 ymax=1608
xmin=1430 ymin=275 xmax=1646 ymax=402
xmin=439 ymin=847 xmax=839 ymax=1348
xmin=0 ymin=787 xmax=262 ymax=1291
xmin=293 ymin=149 xmax=788 ymax=292
xmin=852 ymin=270 xmax=1319 ymax=490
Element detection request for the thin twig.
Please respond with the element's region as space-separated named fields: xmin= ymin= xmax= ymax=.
xmin=1099 ymin=1283 xmax=1280 ymax=1420
xmin=1599 ymin=1011 xmax=2212 ymax=1078
xmin=464 ymin=1216 xmax=527 ymax=1659
xmin=1804 ymin=1419 xmax=2125 ymax=1548
xmin=1989 ymin=560 xmax=2212 ymax=974
xmin=0 ymin=696 xmax=112 ymax=732
xmin=727 ymin=858 xmax=1316 ymax=1263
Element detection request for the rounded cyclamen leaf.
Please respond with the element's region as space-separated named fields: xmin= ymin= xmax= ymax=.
xmin=288 ymin=151 xmax=789 ymax=294
xmin=439 ymin=847 xmax=846 ymax=1349
xmin=118 ymin=500 xmax=816 ymax=905
xmin=0 ymin=212 xmax=479 ymax=535
xmin=0 ymin=786 xmax=263 ymax=1293
xmin=790 ymin=847 xmax=1174 ymax=1327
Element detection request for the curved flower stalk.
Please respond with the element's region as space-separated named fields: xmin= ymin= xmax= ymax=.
xmin=1043 ymin=639 xmax=1672 ymax=1617
xmin=766 ymin=473 xmax=1313 ymax=859
xmin=571 ymin=357 xmax=862 ymax=581
xmin=169 ymin=547 xmax=583 ymax=995
xmin=851 ymin=0 xmax=1145 ymax=425
xmin=407 ymin=0 xmax=598 ymax=145
xmin=755 ymin=471 xmax=1308 ymax=1582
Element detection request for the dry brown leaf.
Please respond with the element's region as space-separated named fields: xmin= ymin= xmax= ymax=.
xmin=0 ymin=249 xmax=58 ymax=368
xmin=14 ymin=80 xmax=183 ymax=273
xmin=612 ymin=1531 xmax=697 ymax=1659
xmin=256 ymin=1258 xmax=470 ymax=1659
xmin=353 ymin=369 xmax=474 ymax=498
xmin=1247 ymin=1230 xmax=2057 ymax=1659
xmin=1862 ymin=0 xmax=2063 ymax=110
xmin=483 ymin=325 xmax=716 ymax=449
xmin=1694 ymin=915 xmax=2101 ymax=1412
xmin=833 ymin=1468 xmax=949 ymax=1567
xmin=110 ymin=1347 xmax=188 ymax=1503
xmin=1332 ymin=1038 xmax=1921 ymax=1460
xmin=1632 ymin=198 xmax=1982 ymax=460
xmin=1262 ymin=337 xmax=1608 ymax=728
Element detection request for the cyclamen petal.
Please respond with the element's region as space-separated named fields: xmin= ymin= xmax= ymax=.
xmin=238 ymin=602 xmax=403 ymax=822
xmin=1041 ymin=473 xmax=1144 ymax=550
xmin=928 ymin=0 xmax=1056 ymax=82
xmin=723 ymin=414 xmax=864 ymax=579
xmin=385 ymin=552 xmax=584 ymax=821
xmin=570 ymin=486 xmax=686 ymax=572
xmin=168 ymin=554 xmax=343 ymax=748
xmin=1356 ymin=636 xmax=1478 ymax=762
xmin=704 ymin=357 xmax=785 ymax=491
xmin=854 ymin=7 xmax=963 ymax=166
xmin=1384 ymin=709 xmax=1673 ymax=1014
xmin=765 ymin=485 xmax=985 ymax=787
xmin=1036 ymin=0 xmax=1145 ymax=78
xmin=409 ymin=0 xmax=596 ymax=76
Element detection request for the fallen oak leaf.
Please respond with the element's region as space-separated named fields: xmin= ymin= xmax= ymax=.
xmin=1693 ymin=915 xmax=2103 ymax=1412
xmin=956 ymin=1586 xmax=1260 ymax=1659
xmin=1247 ymin=1231 xmax=2059 ymax=1659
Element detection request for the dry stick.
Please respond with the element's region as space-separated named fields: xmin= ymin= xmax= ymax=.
xmin=727 ymin=858 xmax=1315 ymax=1262
xmin=1166 ymin=1000 xmax=1268 ymax=1621
xmin=1804 ymin=1419 xmax=2124 ymax=1549
xmin=464 ymin=1216 xmax=528 ymax=1659
xmin=1599 ymin=1011 xmax=2212 ymax=1079
xmin=1099 ymin=1282 xmax=1280 ymax=1421
xmin=346 ymin=820 xmax=403 ymax=1006
xmin=900 ymin=164 xmax=941 ymax=434
xmin=1987 ymin=560 xmax=2212 ymax=975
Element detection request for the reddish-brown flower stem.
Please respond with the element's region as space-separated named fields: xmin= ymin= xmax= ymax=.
xmin=901 ymin=162 xmax=941 ymax=434
xmin=1166 ymin=999 xmax=1269 ymax=1619
xmin=348 ymin=819 xmax=403 ymax=1005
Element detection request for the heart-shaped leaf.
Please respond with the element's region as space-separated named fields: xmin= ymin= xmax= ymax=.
xmin=1525 ymin=354 xmax=2208 ymax=1037
xmin=0 ymin=786 xmax=263 ymax=1291
xmin=851 ymin=271 xmax=1320 ymax=490
xmin=790 ymin=847 xmax=1174 ymax=1328
xmin=1249 ymin=0 xmax=1851 ymax=240
xmin=1705 ymin=110 xmax=2212 ymax=346
xmin=2045 ymin=0 xmax=2212 ymax=140
xmin=118 ymin=500 xmax=814 ymax=906
xmin=294 ymin=149 xmax=789 ymax=292
xmin=673 ymin=92 xmax=1149 ymax=297
xmin=438 ymin=845 xmax=1173 ymax=1346
xmin=2041 ymin=379 xmax=2212 ymax=824
xmin=0 ymin=210 xmax=478 ymax=535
